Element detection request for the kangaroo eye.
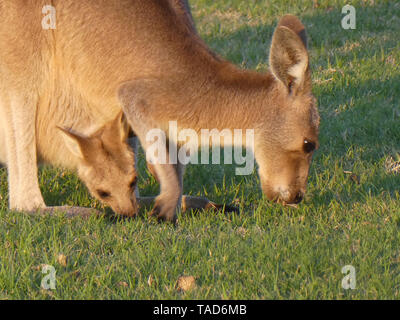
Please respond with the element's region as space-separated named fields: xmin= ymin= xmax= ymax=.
xmin=97 ymin=190 xmax=111 ymax=199
xmin=129 ymin=177 xmax=138 ymax=189
xmin=303 ymin=140 xmax=316 ymax=153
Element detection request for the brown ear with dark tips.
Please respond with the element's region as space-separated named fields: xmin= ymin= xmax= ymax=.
xmin=277 ymin=14 xmax=307 ymax=49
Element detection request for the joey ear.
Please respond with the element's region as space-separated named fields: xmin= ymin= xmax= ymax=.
xmin=57 ymin=127 xmax=88 ymax=159
xmin=120 ymin=113 xmax=131 ymax=142
xmin=269 ymin=21 xmax=310 ymax=95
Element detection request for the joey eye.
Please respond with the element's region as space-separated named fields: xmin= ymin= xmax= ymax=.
xmin=97 ymin=190 xmax=111 ymax=199
xmin=129 ymin=177 xmax=138 ymax=189
xmin=303 ymin=140 xmax=316 ymax=153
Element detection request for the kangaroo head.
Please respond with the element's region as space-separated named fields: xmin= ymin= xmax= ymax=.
xmin=58 ymin=112 xmax=138 ymax=216
xmin=258 ymin=15 xmax=319 ymax=205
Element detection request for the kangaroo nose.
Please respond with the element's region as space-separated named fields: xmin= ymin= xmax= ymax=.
xmin=294 ymin=192 xmax=304 ymax=204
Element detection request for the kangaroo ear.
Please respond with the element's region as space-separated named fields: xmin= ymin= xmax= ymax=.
xmin=277 ymin=14 xmax=307 ymax=49
xmin=269 ymin=16 xmax=309 ymax=95
xmin=101 ymin=111 xmax=130 ymax=144
xmin=118 ymin=111 xmax=131 ymax=142
xmin=57 ymin=127 xmax=88 ymax=159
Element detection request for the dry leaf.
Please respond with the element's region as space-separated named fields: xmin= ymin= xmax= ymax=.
xmin=177 ymin=276 xmax=196 ymax=292
xmin=148 ymin=275 xmax=154 ymax=287
xmin=57 ymin=254 xmax=67 ymax=267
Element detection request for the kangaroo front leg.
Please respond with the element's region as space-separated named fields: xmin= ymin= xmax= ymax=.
xmin=131 ymin=125 xmax=182 ymax=222
xmin=131 ymin=136 xmax=239 ymax=215
xmin=149 ymin=160 xmax=182 ymax=223
xmin=5 ymin=96 xmax=45 ymax=211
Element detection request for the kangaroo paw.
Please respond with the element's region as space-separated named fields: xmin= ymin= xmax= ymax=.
xmin=150 ymin=200 xmax=178 ymax=224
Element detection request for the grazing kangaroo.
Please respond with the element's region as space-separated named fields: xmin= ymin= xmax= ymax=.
xmin=0 ymin=0 xmax=319 ymax=222
xmin=0 ymin=106 xmax=138 ymax=216
xmin=0 ymin=0 xmax=234 ymax=217
xmin=118 ymin=4 xmax=320 ymax=221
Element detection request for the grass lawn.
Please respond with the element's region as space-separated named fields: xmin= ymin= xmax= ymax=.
xmin=0 ymin=0 xmax=399 ymax=299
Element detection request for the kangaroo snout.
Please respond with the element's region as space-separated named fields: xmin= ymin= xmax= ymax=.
xmin=115 ymin=206 xmax=138 ymax=217
xmin=263 ymin=184 xmax=306 ymax=205
xmin=273 ymin=190 xmax=305 ymax=205
xmin=115 ymin=194 xmax=139 ymax=217
xmin=277 ymin=189 xmax=305 ymax=205
xmin=112 ymin=199 xmax=138 ymax=217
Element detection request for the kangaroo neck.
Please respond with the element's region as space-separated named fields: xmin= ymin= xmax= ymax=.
xmin=148 ymin=61 xmax=278 ymax=131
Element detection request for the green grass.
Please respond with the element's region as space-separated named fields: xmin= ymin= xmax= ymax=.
xmin=1 ymin=0 xmax=400 ymax=299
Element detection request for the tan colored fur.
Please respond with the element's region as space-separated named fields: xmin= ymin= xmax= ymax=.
xmin=0 ymin=1 xmax=319 ymax=221
xmin=0 ymin=0 xmax=235 ymax=217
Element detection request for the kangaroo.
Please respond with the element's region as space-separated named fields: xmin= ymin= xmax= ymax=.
xmin=0 ymin=0 xmax=234 ymax=217
xmin=0 ymin=1 xmax=319 ymax=222
xmin=0 ymin=106 xmax=138 ymax=216
xmin=118 ymin=6 xmax=320 ymax=222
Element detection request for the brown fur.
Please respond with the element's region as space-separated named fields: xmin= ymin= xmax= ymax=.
xmin=0 ymin=0 xmax=238 ymax=218
xmin=0 ymin=1 xmax=319 ymax=221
